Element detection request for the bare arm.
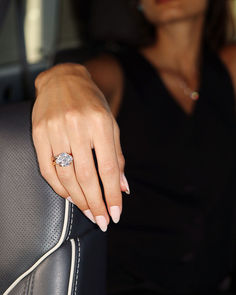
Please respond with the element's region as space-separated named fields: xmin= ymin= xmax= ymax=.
xmin=32 ymin=56 xmax=129 ymax=232
xmin=220 ymin=44 xmax=236 ymax=103
xmin=83 ymin=54 xmax=123 ymax=117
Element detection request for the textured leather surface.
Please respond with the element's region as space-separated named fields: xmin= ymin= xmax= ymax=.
xmin=0 ymin=100 xmax=66 ymax=292
xmin=74 ymin=229 xmax=107 ymax=295
xmin=8 ymin=231 xmax=107 ymax=295
xmin=8 ymin=241 xmax=72 ymax=295
xmin=0 ymin=100 xmax=107 ymax=294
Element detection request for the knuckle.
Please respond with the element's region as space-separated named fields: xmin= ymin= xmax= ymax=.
xmin=100 ymin=161 xmax=118 ymax=176
xmin=77 ymin=166 xmax=93 ymax=183
xmin=92 ymin=109 xmax=111 ymax=126
xmin=118 ymin=153 xmax=125 ymax=169
xmin=64 ymin=109 xmax=80 ymax=123
xmin=32 ymin=121 xmax=46 ymax=140
xmin=46 ymin=117 xmax=63 ymax=133
xmin=40 ymin=168 xmax=53 ymax=180
xmin=46 ymin=118 xmax=57 ymax=129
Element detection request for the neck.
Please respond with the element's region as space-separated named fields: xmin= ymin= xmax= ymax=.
xmin=142 ymin=16 xmax=205 ymax=76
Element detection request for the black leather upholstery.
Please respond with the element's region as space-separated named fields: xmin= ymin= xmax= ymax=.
xmin=8 ymin=241 xmax=72 ymax=295
xmin=0 ymin=100 xmax=107 ymax=294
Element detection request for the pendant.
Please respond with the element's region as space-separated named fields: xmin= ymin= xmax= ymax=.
xmin=190 ymin=91 xmax=199 ymax=100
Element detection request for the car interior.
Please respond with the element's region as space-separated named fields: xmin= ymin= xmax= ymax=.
xmin=1 ymin=0 xmax=236 ymax=294
xmin=0 ymin=1 xmax=121 ymax=294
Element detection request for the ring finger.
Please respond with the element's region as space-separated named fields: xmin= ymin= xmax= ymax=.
xmin=49 ymin=128 xmax=94 ymax=223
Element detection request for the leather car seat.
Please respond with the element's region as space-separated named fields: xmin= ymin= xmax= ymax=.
xmin=0 ymin=100 xmax=106 ymax=294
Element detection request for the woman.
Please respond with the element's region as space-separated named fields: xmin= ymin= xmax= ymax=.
xmin=32 ymin=0 xmax=236 ymax=294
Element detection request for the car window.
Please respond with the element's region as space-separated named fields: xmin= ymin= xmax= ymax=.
xmin=0 ymin=0 xmax=81 ymax=104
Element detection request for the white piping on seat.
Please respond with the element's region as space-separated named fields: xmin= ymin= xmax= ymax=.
xmin=3 ymin=200 xmax=70 ymax=295
xmin=74 ymin=238 xmax=81 ymax=295
xmin=67 ymin=239 xmax=76 ymax=295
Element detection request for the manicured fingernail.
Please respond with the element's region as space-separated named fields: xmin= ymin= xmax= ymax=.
xmin=121 ymin=173 xmax=130 ymax=195
xmin=83 ymin=209 xmax=96 ymax=224
xmin=95 ymin=216 xmax=108 ymax=232
xmin=67 ymin=196 xmax=74 ymax=204
xmin=110 ymin=206 xmax=121 ymax=223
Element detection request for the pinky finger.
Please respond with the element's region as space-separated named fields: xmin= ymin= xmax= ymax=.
xmin=112 ymin=116 xmax=130 ymax=195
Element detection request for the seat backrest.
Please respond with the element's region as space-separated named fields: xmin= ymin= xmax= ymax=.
xmin=0 ymin=100 xmax=106 ymax=295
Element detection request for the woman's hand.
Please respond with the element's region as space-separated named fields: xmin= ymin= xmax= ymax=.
xmin=32 ymin=63 xmax=130 ymax=232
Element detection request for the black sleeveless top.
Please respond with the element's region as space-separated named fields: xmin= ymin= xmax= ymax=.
xmin=107 ymin=46 xmax=236 ymax=295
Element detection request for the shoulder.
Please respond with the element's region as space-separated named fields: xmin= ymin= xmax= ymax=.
xmin=83 ymin=53 xmax=123 ymax=100
xmin=219 ymin=44 xmax=236 ymax=95
xmin=83 ymin=52 xmax=125 ymax=117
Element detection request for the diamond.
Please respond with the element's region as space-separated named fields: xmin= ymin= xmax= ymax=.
xmin=55 ymin=152 xmax=73 ymax=167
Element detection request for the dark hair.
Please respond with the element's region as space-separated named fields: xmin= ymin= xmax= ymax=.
xmin=71 ymin=0 xmax=235 ymax=51
xmin=131 ymin=0 xmax=235 ymax=51
xmin=204 ymin=0 xmax=235 ymax=50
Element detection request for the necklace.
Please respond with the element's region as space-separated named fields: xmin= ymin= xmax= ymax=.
xmin=160 ymin=68 xmax=200 ymax=101
xmin=140 ymin=49 xmax=201 ymax=101
xmin=178 ymin=79 xmax=199 ymax=101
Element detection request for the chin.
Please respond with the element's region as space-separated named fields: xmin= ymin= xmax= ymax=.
xmin=142 ymin=0 xmax=206 ymax=26
xmin=157 ymin=10 xmax=187 ymax=25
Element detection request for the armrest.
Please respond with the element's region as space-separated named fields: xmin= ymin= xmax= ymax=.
xmin=0 ymin=100 xmax=106 ymax=295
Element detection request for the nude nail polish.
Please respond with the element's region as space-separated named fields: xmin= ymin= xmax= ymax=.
xmin=121 ymin=173 xmax=130 ymax=195
xmin=110 ymin=206 xmax=121 ymax=223
xmin=83 ymin=209 xmax=96 ymax=223
xmin=95 ymin=216 xmax=108 ymax=232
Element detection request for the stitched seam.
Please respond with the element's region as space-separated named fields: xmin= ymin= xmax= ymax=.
xmin=3 ymin=201 xmax=69 ymax=295
xmin=29 ymin=271 xmax=36 ymax=295
xmin=66 ymin=204 xmax=74 ymax=241
xmin=74 ymin=238 xmax=81 ymax=295
xmin=22 ymin=277 xmax=26 ymax=294
xmin=23 ymin=276 xmax=29 ymax=295
xmin=24 ymin=276 xmax=30 ymax=295
xmin=67 ymin=239 xmax=76 ymax=295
